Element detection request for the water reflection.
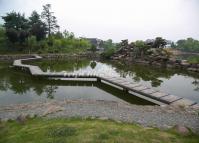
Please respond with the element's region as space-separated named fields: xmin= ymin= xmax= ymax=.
xmin=26 ymin=59 xmax=91 ymax=72
xmin=26 ymin=59 xmax=199 ymax=102
xmin=90 ymin=61 xmax=97 ymax=69
xmin=0 ymin=62 xmax=154 ymax=105
xmin=192 ymin=79 xmax=199 ymax=91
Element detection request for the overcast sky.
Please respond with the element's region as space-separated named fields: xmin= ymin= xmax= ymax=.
xmin=0 ymin=0 xmax=199 ymax=42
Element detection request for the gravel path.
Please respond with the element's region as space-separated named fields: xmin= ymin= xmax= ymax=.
xmin=0 ymin=99 xmax=199 ymax=133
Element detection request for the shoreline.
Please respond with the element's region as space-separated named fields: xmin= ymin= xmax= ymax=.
xmin=1 ymin=99 xmax=199 ymax=134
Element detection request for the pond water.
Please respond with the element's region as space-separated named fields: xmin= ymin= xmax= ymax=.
xmin=1 ymin=58 xmax=199 ymax=106
xmin=26 ymin=58 xmax=199 ymax=103
xmin=0 ymin=61 xmax=153 ymax=106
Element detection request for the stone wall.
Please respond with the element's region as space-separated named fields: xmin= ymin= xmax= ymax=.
xmin=0 ymin=53 xmax=98 ymax=61
xmin=0 ymin=54 xmax=35 ymax=61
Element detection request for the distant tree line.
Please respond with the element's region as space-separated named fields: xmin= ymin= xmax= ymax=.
xmin=0 ymin=4 xmax=91 ymax=54
xmin=171 ymin=38 xmax=199 ymax=53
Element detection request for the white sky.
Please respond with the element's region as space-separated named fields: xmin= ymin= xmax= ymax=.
xmin=0 ymin=0 xmax=199 ymax=42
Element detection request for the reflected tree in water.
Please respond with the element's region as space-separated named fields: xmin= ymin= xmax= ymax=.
xmin=44 ymin=85 xmax=58 ymax=99
xmin=192 ymin=79 xmax=199 ymax=91
xmin=111 ymin=62 xmax=175 ymax=87
xmin=90 ymin=61 xmax=97 ymax=69
xmin=9 ymin=73 xmax=32 ymax=94
xmin=25 ymin=59 xmax=90 ymax=72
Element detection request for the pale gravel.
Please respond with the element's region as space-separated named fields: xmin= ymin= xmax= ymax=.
xmin=0 ymin=99 xmax=199 ymax=134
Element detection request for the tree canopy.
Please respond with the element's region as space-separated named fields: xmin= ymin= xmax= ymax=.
xmin=29 ymin=11 xmax=47 ymax=41
xmin=41 ymin=4 xmax=59 ymax=36
xmin=0 ymin=4 xmax=91 ymax=54
xmin=174 ymin=38 xmax=199 ymax=52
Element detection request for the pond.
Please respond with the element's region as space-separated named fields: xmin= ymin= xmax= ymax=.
xmin=26 ymin=58 xmax=199 ymax=103
xmin=1 ymin=58 xmax=199 ymax=106
xmin=0 ymin=61 xmax=154 ymax=106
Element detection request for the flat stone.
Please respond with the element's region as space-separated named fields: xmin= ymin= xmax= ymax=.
xmin=126 ymin=83 xmax=142 ymax=88
xmin=160 ymin=95 xmax=181 ymax=103
xmin=43 ymin=105 xmax=64 ymax=116
xmin=142 ymin=88 xmax=158 ymax=94
xmin=111 ymin=78 xmax=127 ymax=82
xmin=103 ymin=77 xmax=119 ymax=81
xmin=150 ymin=92 xmax=168 ymax=98
xmin=173 ymin=125 xmax=190 ymax=136
xmin=30 ymin=67 xmax=44 ymax=75
xmin=122 ymin=83 xmax=137 ymax=88
xmin=132 ymin=86 xmax=149 ymax=91
xmin=171 ymin=98 xmax=196 ymax=106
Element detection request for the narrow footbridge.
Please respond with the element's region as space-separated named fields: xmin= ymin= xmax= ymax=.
xmin=13 ymin=55 xmax=199 ymax=107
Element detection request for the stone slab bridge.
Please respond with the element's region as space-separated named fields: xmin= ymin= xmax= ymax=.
xmin=13 ymin=55 xmax=199 ymax=108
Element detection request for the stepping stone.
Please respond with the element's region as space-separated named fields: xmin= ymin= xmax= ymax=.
xmin=110 ymin=78 xmax=125 ymax=82
xmin=116 ymin=80 xmax=131 ymax=84
xmin=171 ymin=98 xmax=196 ymax=106
xmin=150 ymin=92 xmax=168 ymax=98
xmin=126 ymin=83 xmax=141 ymax=88
xmin=132 ymin=85 xmax=149 ymax=91
xmin=160 ymin=95 xmax=182 ymax=104
xmin=122 ymin=82 xmax=135 ymax=86
xmin=142 ymin=88 xmax=158 ymax=94
xmin=102 ymin=77 xmax=117 ymax=80
xmin=108 ymin=79 xmax=124 ymax=83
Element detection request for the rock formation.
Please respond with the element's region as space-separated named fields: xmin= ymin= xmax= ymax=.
xmin=111 ymin=40 xmax=134 ymax=60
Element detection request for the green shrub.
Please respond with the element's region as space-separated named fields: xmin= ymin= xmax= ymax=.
xmin=188 ymin=56 xmax=199 ymax=64
xmin=101 ymin=48 xmax=115 ymax=59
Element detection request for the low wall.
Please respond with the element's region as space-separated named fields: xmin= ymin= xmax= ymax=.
xmin=0 ymin=53 xmax=99 ymax=61
xmin=0 ymin=54 xmax=35 ymax=61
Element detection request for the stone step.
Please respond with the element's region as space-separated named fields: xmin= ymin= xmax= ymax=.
xmin=150 ymin=92 xmax=168 ymax=98
xmin=142 ymin=88 xmax=158 ymax=94
xmin=132 ymin=86 xmax=149 ymax=91
xmin=171 ymin=98 xmax=196 ymax=106
xmin=160 ymin=95 xmax=182 ymax=104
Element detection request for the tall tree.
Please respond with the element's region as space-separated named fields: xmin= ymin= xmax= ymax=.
xmin=2 ymin=11 xmax=29 ymax=43
xmin=29 ymin=11 xmax=47 ymax=41
xmin=41 ymin=4 xmax=59 ymax=36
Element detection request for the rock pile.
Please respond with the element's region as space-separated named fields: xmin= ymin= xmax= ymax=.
xmin=111 ymin=40 xmax=134 ymax=60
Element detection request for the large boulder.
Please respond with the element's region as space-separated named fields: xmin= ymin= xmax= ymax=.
xmin=173 ymin=125 xmax=190 ymax=136
xmin=16 ymin=114 xmax=27 ymax=124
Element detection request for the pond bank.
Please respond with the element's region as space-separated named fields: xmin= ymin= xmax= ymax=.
xmin=0 ymin=53 xmax=99 ymax=61
xmin=113 ymin=57 xmax=199 ymax=73
xmin=0 ymin=99 xmax=199 ymax=134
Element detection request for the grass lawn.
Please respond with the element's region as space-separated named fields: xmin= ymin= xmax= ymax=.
xmin=0 ymin=117 xmax=199 ymax=143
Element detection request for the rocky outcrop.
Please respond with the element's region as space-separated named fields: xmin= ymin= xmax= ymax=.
xmin=167 ymin=59 xmax=199 ymax=72
xmin=111 ymin=40 xmax=134 ymax=60
xmin=111 ymin=42 xmax=199 ymax=73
